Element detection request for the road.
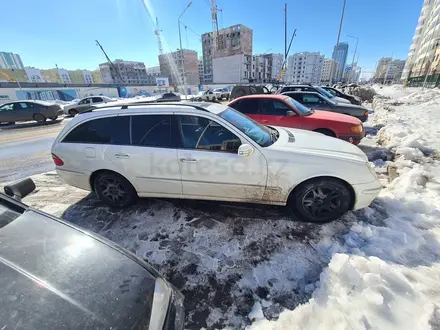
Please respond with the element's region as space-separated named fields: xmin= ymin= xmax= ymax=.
xmin=0 ymin=119 xmax=71 ymax=183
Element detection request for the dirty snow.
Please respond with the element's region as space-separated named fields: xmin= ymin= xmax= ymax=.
xmin=5 ymin=84 xmax=440 ymax=329
xmin=248 ymin=85 xmax=440 ymax=330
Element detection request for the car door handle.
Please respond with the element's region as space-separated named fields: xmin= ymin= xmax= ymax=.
xmin=114 ymin=153 xmax=130 ymax=159
xmin=179 ymin=158 xmax=198 ymax=163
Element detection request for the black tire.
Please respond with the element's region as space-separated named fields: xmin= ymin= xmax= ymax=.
xmin=288 ymin=178 xmax=352 ymax=223
xmin=33 ymin=113 xmax=46 ymax=123
xmin=93 ymin=172 xmax=138 ymax=208
xmin=69 ymin=109 xmax=78 ymax=116
xmin=314 ymin=128 xmax=336 ymax=137
xmin=50 ymin=116 xmax=58 ymax=120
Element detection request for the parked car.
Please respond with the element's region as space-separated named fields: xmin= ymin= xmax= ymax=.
xmin=282 ymin=91 xmax=369 ymax=122
xmin=276 ymin=84 xmax=351 ymax=104
xmin=0 ymin=178 xmax=184 ymax=330
xmin=321 ymin=86 xmax=362 ymax=105
xmin=64 ymin=96 xmax=116 ymax=116
xmin=51 ymin=102 xmax=381 ymax=223
xmin=230 ymin=85 xmax=271 ymax=100
xmin=228 ymin=94 xmax=365 ymax=144
xmin=194 ymin=90 xmax=218 ymax=101
xmin=213 ymin=88 xmax=230 ymax=100
xmin=154 ymin=92 xmax=181 ymax=102
xmin=0 ymin=101 xmax=63 ymax=125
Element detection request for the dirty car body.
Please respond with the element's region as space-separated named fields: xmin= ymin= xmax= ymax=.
xmin=51 ymin=102 xmax=381 ymax=222
xmin=0 ymin=185 xmax=184 ymax=330
xmin=0 ymin=101 xmax=62 ymax=124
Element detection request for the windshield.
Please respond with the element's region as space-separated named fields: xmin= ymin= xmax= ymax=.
xmin=219 ymin=108 xmax=274 ymax=147
xmin=316 ymin=87 xmax=336 ymax=99
xmin=283 ymin=96 xmax=313 ymax=115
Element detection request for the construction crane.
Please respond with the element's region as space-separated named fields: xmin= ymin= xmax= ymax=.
xmin=210 ymin=0 xmax=221 ymax=53
xmin=154 ymin=17 xmax=164 ymax=55
xmin=95 ymin=40 xmax=125 ymax=83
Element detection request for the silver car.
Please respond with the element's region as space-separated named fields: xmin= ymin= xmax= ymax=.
xmin=64 ymin=96 xmax=116 ymax=116
xmin=0 ymin=101 xmax=63 ymax=125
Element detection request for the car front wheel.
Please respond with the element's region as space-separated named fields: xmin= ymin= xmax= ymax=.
xmin=289 ymin=178 xmax=352 ymax=223
xmin=69 ymin=109 xmax=78 ymax=116
xmin=94 ymin=172 xmax=138 ymax=208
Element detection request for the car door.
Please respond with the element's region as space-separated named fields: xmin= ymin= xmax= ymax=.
xmin=12 ymin=102 xmax=33 ymax=121
xmin=0 ymin=103 xmax=15 ymax=122
xmin=105 ymin=113 xmax=182 ymax=196
xmin=228 ymin=98 xmax=261 ymax=122
xmin=77 ymin=98 xmax=92 ymax=111
xmin=259 ymin=98 xmax=302 ymax=128
xmin=176 ymin=114 xmax=267 ymax=201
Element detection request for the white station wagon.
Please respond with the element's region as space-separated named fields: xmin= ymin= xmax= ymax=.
xmin=51 ymin=102 xmax=382 ymax=223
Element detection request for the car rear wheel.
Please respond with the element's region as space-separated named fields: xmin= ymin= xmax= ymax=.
xmin=69 ymin=109 xmax=78 ymax=116
xmin=314 ymin=128 xmax=336 ymax=137
xmin=93 ymin=172 xmax=138 ymax=208
xmin=288 ymin=178 xmax=352 ymax=223
xmin=33 ymin=113 xmax=46 ymax=123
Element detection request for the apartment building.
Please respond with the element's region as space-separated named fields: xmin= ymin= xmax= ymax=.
xmin=99 ymin=60 xmax=152 ymax=84
xmin=159 ymin=49 xmax=199 ymax=86
xmin=91 ymin=69 xmax=103 ymax=83
xmin=68 ymin=70 xmax=94 ymax=84
xmin=0 ymin=52 xmax=24 ymax=70
xmin=321 ymin=59 xmax=339 ymax=85
xmin=146 ymin=66 xmax=161 ymax=75
xmin=402 ymin=0 xmax=436 ymax=80
xmin=198 ymin=58 xmax=204 ymax=84
xmin=374 ymin=58 xmax=406 ymax=83
xmin=286 ymin=52 xmax=324 ymax=84
xmin=332 ymin=42 xmax=349 ymax=82
xmin=202 ymin=24 xmax=253 ymax=83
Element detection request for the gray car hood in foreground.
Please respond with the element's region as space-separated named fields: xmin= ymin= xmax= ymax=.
xmin=0 ymin=210 xmax=156 ymax=329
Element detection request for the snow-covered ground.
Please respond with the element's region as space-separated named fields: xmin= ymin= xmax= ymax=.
xmin=15 ymin=85 xmax=440 ymax=329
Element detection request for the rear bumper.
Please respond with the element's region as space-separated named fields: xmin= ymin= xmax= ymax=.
xmin=352 ymin=180 xmax=383 ymax=210
xmin=56 ymin=168 xmax=92 ymax=191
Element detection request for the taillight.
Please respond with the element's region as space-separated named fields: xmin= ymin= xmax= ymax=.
xmin=52 ymin=153 xmax=64 ymax=166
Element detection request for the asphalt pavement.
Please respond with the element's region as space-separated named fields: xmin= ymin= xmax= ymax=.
xmin=0 ymin=118 xmax=71 ymax=183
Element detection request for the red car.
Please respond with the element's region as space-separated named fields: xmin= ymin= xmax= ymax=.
xmin=228 ymin=94 xmax=365 ymax=144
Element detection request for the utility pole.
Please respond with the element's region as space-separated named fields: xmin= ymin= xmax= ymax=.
xmin=178 ymin=2 xmax=192 ymax=98
xmin=284 ymin=3 xmax=287 ymax=61
xmin=329 ymin=0 xmax=347 ymax=86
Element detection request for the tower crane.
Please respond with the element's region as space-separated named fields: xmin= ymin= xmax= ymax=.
xmin=154 ymin=17 xmax=164 ymax=55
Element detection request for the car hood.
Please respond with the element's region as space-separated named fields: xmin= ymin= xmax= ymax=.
xmin=0 ymin=210 xmax=157 ymax=329
xmin=309 ymin=110 xmax=362 ymax=125
xmin=333 ymin=96 xmax=351 ymax=104
xmin=270 ymin=126 xmax=367 ymax=162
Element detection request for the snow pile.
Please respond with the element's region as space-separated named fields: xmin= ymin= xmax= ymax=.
xmin=248 ymin=85 xmax=440 ymax=330
xmin=342 ymin=86 xmax=376 ymax=102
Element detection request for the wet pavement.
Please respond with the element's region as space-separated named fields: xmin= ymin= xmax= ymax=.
xmin=0 ymin=118 xmax=71 ymax=182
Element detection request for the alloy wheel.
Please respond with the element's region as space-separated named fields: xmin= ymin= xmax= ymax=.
xmin=99 ymin=178 xmax=127 ymax=204
xmin=301 ymin=186 xmax=342 ymax=219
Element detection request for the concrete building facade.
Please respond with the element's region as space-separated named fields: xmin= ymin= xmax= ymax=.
xmin=159 ymin=49 xmax=199 ymax=86
xmin=332 ymin=42 xmax=349 ymax=82
xmin=374 ymin=58 xmax=406 ymax=83
xmin=402 ymin=0 xmax=436 ymax=80
xmin=99 ymin=60 xmax=151 ymax=84
xmin=146 ymin=66 xmax=161 ymax=75
xmin=286 ymin=52 xmax=324 ymax=84
xmin=91 ymin=69 xmax=103 ymax=83
xmin=202 ymin=24 xmax=253 ymax=83
xmin=198 ymin=58 xmax=204 ymax=84
xmin=0 ymin=52 xmax=24 ymax=69
xmin=321 ymin=58 xmax=340 ymax=85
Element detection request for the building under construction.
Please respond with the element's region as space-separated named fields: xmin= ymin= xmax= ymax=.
xmin=201 ymin=24 xmax=253 ymax=83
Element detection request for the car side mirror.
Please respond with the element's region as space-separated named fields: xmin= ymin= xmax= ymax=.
xmin=286 ymin=110 xmax=295 ymax=117
xmin=4 ymin=178 xmax=36 ymax=201
xmin=238 ymin=144 xmax=254 ymax=157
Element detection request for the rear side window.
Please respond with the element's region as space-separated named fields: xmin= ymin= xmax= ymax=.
xmin=231 ymin=99 xmax=259 ymax=114
xmin=131 ymin=115 xmax=173 ymax=148
xmin=62 ymin=116 xmax=130 ymax=144
xmin=92 ymin=97 xmax=103 ymax=103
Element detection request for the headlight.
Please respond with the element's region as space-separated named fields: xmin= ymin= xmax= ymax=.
xmin=351 ymin=125 xmax=363 ymax=133
xmin=149 ymin=278 xmax=172 ymax=330
xmin=364 ymin=111 xmax=369 ymax=116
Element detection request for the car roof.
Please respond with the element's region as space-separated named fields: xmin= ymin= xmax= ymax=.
xmin=282 ymin=91 xmax=321 ymax=95
xmin=234 ymin=94 xmax=288 ymax=100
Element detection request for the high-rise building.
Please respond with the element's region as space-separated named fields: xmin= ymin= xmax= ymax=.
xmin=202 ymin=24 xmax=253 ymax=83
xmin=198 ymin=58 xmax=204 ymax=85
xmin=0 ymin=52 xmax=24 ymax=69
xmin=332 ymin=42 xmax=349 ymax=83
xmin=158 ymin=49 xmax=199 ymax=86
xmin=321 ymin=58 xmax=340 ymax=85
xmin=248 ymin=53 xmax=284 ymax=83
xmin=402 ymin=0 xmax=435 ymax=81
xmin=374 ymin=58 xmax=406 ymax=83
xmin=286 ymin=52 xmax=324 ymax=84
xmin=99 ymin=59 xmax=153 ymax=84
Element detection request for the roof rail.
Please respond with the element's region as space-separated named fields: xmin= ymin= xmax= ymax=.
xmin=79 ymin=101 xmax=212 ymax=114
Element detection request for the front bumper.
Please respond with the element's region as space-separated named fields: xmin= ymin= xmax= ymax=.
xmin=351 ymin=179 xmax=383 ymax=210
xmin=339 ymin=132 xmax=365 ymax=145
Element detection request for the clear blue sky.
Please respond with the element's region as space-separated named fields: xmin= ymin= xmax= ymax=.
xmin=3 ymin=0 xmax=424 ymax=78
